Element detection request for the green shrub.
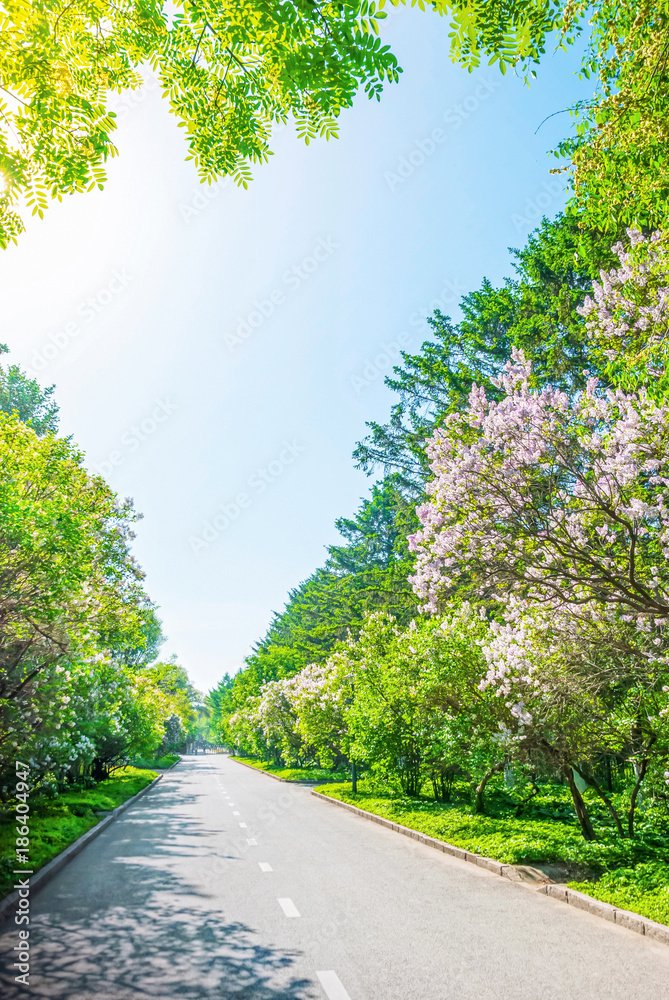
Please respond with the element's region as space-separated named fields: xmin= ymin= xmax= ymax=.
xmin=131 ymin=753 xmax=179 ymax=770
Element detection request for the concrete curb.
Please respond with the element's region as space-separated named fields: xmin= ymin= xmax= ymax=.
xmin=312 ymin=790 xmax=669 ymax=946
xmin=540 ymin=884 xmax=669 ymax=945
xmin=0 ymin=761 xmax=179 ymax=926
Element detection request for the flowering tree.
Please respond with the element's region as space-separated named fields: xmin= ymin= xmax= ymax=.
xmin=229 ymin=660 xmax=351 ymax=767
xmin=579 ymin=228 xmax=669 ymax=398
xmin=408 ymin=302 xmax=669 ymax=834
xmin=409 ymin=350 xmax=669 ymax=629
xmin=9 ymin=654 xmax=180 ymax=788
xmin=288 ymin=659 xmax=351 ymax=768
xmin=226 ymin=698 xmax=264 ymax=758
xmin=228 ymin=678 xmax=302 ymax=765
xmin=481 ymin=599 xmax=669 ymax=839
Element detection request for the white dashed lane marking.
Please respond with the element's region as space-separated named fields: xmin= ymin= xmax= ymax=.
xmin=258 ymin=862 xmax=273 ymax=872
xmin=239 ymin=822 xmax=248 ymax=828
xmin=277 ymin=898 xmax=300 ymax=918
xmin=316 ymin=971 xmax=352 ymax=1000
xmin=246 ymin=838 xmax=257 ymax=846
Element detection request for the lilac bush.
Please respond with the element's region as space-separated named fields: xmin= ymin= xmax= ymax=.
xmin=409 ymin=349 xmax=669 ymax=630
xmin=579 ymin=228 xmax=669 ymax=395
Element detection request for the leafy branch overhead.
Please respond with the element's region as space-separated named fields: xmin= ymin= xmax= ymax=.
xmin=0 ymin=0 xmax=399 ymax=246
xmin=1 ymin=0 xmax=668 ymax=246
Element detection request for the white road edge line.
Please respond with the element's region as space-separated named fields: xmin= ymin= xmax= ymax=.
xmin=277 ymin=897 xmax=300 ymax=918
xmin=316 ymin=971 xmax=352 ymax=1000
xmin=258 ymin=862 xmax=273 ymax=872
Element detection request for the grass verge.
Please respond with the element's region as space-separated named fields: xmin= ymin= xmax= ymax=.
xmin=0 ymin=766 xmax=158 ymax=899
xmin=231 ymin=756 xmax=348 ymax=783
xmin=568 ymin=864 xmax=669 ymax=926
xmin=316 ymin=782 xmax=669 ymax=927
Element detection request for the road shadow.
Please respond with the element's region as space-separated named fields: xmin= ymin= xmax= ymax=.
xmin=1 ymin=909 xmax=317 ymax=1000
xmin=0 ymin=762 xmax=318 ymax=1000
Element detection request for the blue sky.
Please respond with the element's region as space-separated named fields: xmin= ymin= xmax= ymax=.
xmin=0 ymin=8 xmax=590 ymax=694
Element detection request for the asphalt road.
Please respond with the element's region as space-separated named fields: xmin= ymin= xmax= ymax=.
xmin=2 ymin=755 xmax=669 ymax=1000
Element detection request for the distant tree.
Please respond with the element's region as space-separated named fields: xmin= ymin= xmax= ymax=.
xmin=255 ymin=478 xmax=419 ymax=662
xmin=144 ymin=658 xmax=204 ymax=741
xmin=0 ymin=345 xmax=58 ymax=435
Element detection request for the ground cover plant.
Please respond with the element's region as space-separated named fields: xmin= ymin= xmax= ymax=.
xmin=0 ymin=766 xmax=158 ymax=899
xmin=569 ymin=863 xmax=669 ymax=926
xmin=231 ymin=756 xmax=348 ymax=784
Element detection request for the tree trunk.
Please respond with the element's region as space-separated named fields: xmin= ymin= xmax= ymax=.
xmin=514 ymin=777 xmax=540 ymax=817
xmin=573 ymin=764 xmax=625 ymax=838
xmin=403 ymin=750 xmax=422 ymax=797
xmin=565 ymin=766 xmax=596 ymax=841
xmin=628 ymin=740 xmax=654 ymax=838
xmin=474 ymin=762 xmax=504 ymax=814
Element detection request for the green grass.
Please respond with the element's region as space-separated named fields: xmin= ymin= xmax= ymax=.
xmin=0 ymin=766 xmax=158 ymax=899
xmin=131 ymin=753 xmax=180 ymax=770
xmin=231 ymin=756 xmax=348 ymax=784
xmin=568 ymin=863 xmax=669 ymax=927
xmin=316 ymin=781 xmax=669 ymax=926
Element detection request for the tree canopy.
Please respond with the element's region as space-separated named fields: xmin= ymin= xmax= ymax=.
xmin=0 ymin=0 xmax=399 ymax=246
xmin=4 ymin=1 xmax=669 ymax=245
